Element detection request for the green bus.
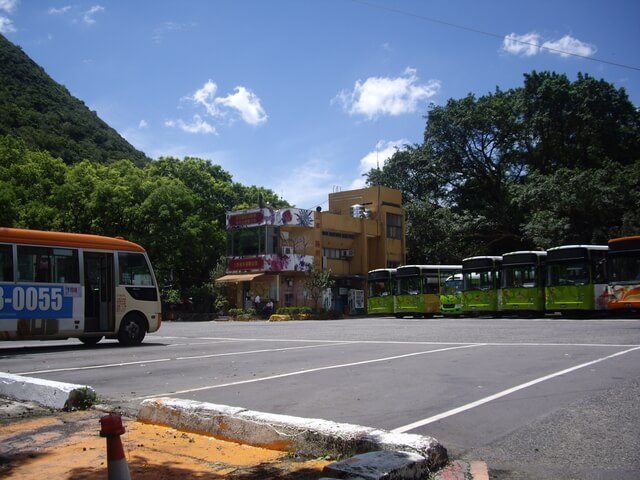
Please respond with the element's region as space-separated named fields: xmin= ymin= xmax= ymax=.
xmin=394 ymin=265 xmax=462 ymax=318
xmin=441 ymin=272 xmax=464 ymax=315
xmin=367 ymin=268 xmax=396 ymax=315
xmin=499 ymin=251 xmax=547 ymax=314
xmin=545 ymin=245 xmax=608 ymax=315
xmin=462 ymin=256 xmax=502 ymax=316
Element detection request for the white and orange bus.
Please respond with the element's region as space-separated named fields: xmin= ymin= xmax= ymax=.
xmin=0 ymin=228 xmax=161 ymax=346
xmin=607 ymin=236 xmax=640 ymax=313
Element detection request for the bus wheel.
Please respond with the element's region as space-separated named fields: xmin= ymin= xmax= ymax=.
xmin=79 ymin=336 xmax=103 ymax=346
xmin=118 ymin=314 xmax=146 ymax=346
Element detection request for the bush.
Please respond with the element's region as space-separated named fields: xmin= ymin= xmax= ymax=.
xmin=275 ymin=306 xmax=313 ymax=319
xmin=229 ymin=308 xmax=257 ymax=318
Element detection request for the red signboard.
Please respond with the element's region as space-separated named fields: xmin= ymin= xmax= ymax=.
xmin=228 ymin=211 xmax=264 ymax=227
xmin=228 ymin=257 xmax=264 ymax=271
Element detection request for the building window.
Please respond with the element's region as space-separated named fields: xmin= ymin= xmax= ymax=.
xmin=323 ymin=248 xmax=342 ymax=259
xmin=322 ymin=231 xmax=355 ymax=239
xmin=227 ymin=226 xmax=280 ymax=256
xmin=387 ymin=213 xmax=402 ymax=240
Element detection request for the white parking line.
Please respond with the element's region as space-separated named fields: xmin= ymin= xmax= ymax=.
xmin=15 ymin=342 xmax=352 ymax=375
xmin=17 ymin=357 xmax=173 ymax=375
xmin=175 ymin=342 xmax=356 ymax=360
xmin=391 ymin=345 xmax=640 ymax=433
xmin=133 ymin=343 xmax=485 ymax=400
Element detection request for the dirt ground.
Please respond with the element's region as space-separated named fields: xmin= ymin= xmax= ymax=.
xmin=0 ymin=407 xmax=331 ymax=479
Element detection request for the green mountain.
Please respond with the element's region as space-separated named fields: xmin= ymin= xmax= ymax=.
xmin=0 ymin=34 xmax=149 ymax=166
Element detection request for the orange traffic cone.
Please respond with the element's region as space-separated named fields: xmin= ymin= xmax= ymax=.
xmin=100 ymin=413 xmax=132 ymax=480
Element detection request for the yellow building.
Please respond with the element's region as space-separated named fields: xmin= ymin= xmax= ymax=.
xmin=216 ymin=186 xmax=405 ymax=315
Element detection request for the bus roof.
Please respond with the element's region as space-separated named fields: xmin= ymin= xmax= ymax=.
xmin=546 ymin=245 xmax=608 ymax=252
xmin=0 ymin=227 xmax=146 ymax=252
xmin=397 ymin=264 xmax=462 ymax=270
xmin=608 ymin=236 xmax=640 ymax=253
xmin=502 ymin=250 xmax=547 ymax=257
xmin=368 ymin=268 xmax=397 ymax=273
xmin=501 ymin=251 xmax=546 ymax=266
xmin=462 ymin=256 xmax=502 ymax=262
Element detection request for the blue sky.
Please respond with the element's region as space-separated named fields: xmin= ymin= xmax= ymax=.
xmin=2 ymin=0 xmax=639 ymax=209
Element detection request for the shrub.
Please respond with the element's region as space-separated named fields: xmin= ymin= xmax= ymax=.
xmin=275 ymin=306 xmax=313 ymax=319
xmin=228 ymin=308 xmax=257 ymax=319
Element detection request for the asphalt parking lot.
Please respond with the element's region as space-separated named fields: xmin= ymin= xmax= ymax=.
xmin=2 ymin=315 xmax=640 ymax=479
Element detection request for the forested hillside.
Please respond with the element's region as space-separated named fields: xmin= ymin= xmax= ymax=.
xmin=0 ymin=34 xmax=288 ymax=301
xmin=0 ymin=34 xmax=148 ymax=166
xmin=366 ymin=71 xmax=640 ymax=263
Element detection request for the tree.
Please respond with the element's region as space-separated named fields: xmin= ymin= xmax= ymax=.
xmin=304 ymin=268 xmax=335 ymax=312
xmin=521 ymin=71 xmax=640 ymax=173
xmin=513 ymin=160 xmax=640 ymax=247
xmin=366 ymin=71 xmax=640 ymax=259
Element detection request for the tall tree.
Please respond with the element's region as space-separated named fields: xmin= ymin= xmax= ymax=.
xmin=366 ymin=71 xmax=640 ymax=259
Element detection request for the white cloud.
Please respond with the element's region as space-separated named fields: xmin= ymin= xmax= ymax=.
xmin=503 ymin=31 xmax=596 ymax=59
xmin=0 ymin=0 xmax=17 ymax=33
xmin=502 ymin=32 xmax=541 ymax=57
xmin=349 ymin=139 xmax=408 ymax=190
xmin=215 ymin=86 xmax=268 ymax=126
xmin=138 ymin=119 xmax=148 ymax=129
xmin=0 ymin=15 xmax=15 ymax=33
xmin=334 ymin=68 xmax=441 ymax=120
xmin=49 ymin=6 xmax=72 ymax=15
xmin=190 ymin=79 xmax=220 ymax=116
xmin=83 ymin=5 xmax=104 ymax=25
xmin=152 ymin=21 xmax=193 ymax=44
xmin=542 ymin=35 xmax=596 ymax=58
xmin=0 ymin=0 xmax=17 ymax=14
xmin=171 ymin=79 xmax=267 ymax=133
xmin=165 ymin=115 xmax=217 ymax=135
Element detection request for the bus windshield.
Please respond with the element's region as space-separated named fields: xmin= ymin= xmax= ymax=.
xmin=547 ymin=261 xmax=589 ymax=286
xmin=609 ymin=254 xmax=640 ymax=284
xmin=502 ymin=265 xmax=539 ymax=288
xmin=464 ymin=270 xmax=495 ymax=291
xmin=443 ymin=275 xmax=463 ymax=294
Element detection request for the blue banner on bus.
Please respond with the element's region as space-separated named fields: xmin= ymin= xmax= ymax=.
xmin=0 ymin=284 xmax=76 ymax=319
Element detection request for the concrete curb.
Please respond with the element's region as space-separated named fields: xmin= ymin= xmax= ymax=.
xmin=429 ymin=460 xmax=490 ymax=480
xmin=0 ymin=371 xmax=95 ymax=410
xmin=2 ymin=373 xmax=471 ymax=479
xmin=137 ymin=397 xmax=449 ymax=473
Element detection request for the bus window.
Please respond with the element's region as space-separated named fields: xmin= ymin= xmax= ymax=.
xmin=0 ymin=244 xmax=12 ymax=281
xmin=17 ymin=246 xmax=79 ymax=283
xmin=443 ymin=275 xmax=463 ymax=294
xmin=118 ymin=252 xmax=154 ymax=286
xmin=424 ymin=274 xmax=439 ymax=294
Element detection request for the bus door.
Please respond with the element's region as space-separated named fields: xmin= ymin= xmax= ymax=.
xmin=84 ymin=252 xmax=115 ymax=332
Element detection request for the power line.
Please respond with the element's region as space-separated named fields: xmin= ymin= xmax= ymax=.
xmin=350 ymin=0 xmax=640 ymax=72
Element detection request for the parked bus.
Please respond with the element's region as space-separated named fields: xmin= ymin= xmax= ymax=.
xmin=499 ymin=251 xmax=547 ymax=314
xmin=545 ymin=245 xmax=608 ymax=315
xmin=367 ymin=268 xmax=396 ymax=315
xmin=441 ymin=272 xmax=464 ymax=315
xmin=0 ymin=228 xmax=162 ymax=346
xmin=394 ymin=265 xmax=462 ymax=318
xmin=607 ymin=236 xmax=640 ymax=313
xmin=462 ymin=256 xmax=502 ymax=315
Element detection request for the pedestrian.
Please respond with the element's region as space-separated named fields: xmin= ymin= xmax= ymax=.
xmin=264 ymin=298 xmax=274 ymax=318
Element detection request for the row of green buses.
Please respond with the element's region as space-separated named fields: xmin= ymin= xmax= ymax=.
xmin=367 ymin=236 xmax=640 ymax=317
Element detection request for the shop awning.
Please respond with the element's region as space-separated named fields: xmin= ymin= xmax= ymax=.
xmin=215 ymin=273 xmax=265 ymax=283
